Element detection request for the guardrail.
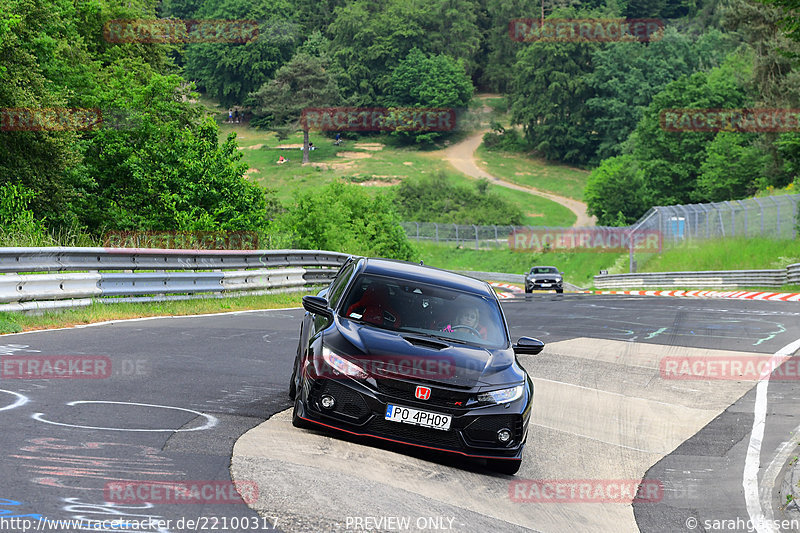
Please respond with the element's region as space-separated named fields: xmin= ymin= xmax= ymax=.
xmin=594 ymin=268 xmax=793 ymax=289
xmin=789 ymin=263 xmax=800 ymax=285
xmin=455 ymin=270 xmax=584 ymax=292
xmin=0 ymin=248 xmax=350 ymax=312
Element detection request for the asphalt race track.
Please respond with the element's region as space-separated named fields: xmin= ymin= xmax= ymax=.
xmin=2 ymin=294 xmax=800 ymax=533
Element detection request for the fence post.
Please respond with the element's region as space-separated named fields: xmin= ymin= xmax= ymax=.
xmin=724 ymin=201 xmax=736 ymax=237
xmin=737 ymin=200 xmax=747 ymax=236
xmin=435 ymin=223 xmax=439 ymax=244
xmin=415 ymin=222 xmax=420 ymax=241
xmin=754 ymin=197 xmax=765 ymax=234
xmin=454 ymin=224 xmax=458 ymax=247
xmin=473 ymin=225 xmax=479 ymax=250
xmin=770 ymin=196 xmax=781 ymax=237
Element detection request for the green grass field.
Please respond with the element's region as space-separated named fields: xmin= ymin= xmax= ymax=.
xmin=414 ymin=241 xmax=622 ymax=288
xmin=475 ymin=145 xmax=590 ymax=201
xmin=638 ymin=238 xmax=800 ymax=272
xmin=220 ymin=123 xmax=577 ymax=226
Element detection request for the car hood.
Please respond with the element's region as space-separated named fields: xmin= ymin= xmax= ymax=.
xmin=330 ymin=318 xmax=518 ymax=388
xmin=527 ymin=273 xmax=560 ymax=279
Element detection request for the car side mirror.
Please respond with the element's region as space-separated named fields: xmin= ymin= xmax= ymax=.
xmin=302 ymin=295 xmax=333 ymax=321
xmin=513 ymin=336 xmax=545 ymax=355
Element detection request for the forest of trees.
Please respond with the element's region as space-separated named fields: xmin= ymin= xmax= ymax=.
xmin=1 ymin=0 xmax=799 ymax=253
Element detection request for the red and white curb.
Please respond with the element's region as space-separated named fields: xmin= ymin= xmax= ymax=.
xmin=490 ymin=282 xmax=523 ymax=299
xmin=590 ymin=290 xmax=800 ymax=302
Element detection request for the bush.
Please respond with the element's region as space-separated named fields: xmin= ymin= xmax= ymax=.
xmin=482 ymin=124 xmax=525 ymax=152
xmin=393 ymin=172 xmax=523 ymax=225
xmin=275 ymin=182 xmax=416 ymax=260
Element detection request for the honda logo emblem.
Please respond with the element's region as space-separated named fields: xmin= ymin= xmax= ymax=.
xmin=415 ymin=386 xmax=431 ymax=400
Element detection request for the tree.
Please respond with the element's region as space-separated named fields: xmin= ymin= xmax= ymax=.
xmin=74 ymin=59 xmax=271 ymax=233
xmin=182 ymin=0 xmax=299 ymax=107
xmin=696 ymin=132 xmax=767 ymax=201
xmin=386 ymin=48 xmax=473 ymax=144
xmin=327 ymin=0 xmax=480 ymax=105
xmin=584 ymin=155 xmax=648 ymax=226
xmin=632 ymin=56 xmax=751 ymax=206
xmin=587 ymin=28 xmax=733 ymax=161
xmin=510 ymin=39 xmax=601 ymax=165
xmin=249 ymin=52 xmax=340 ymax=163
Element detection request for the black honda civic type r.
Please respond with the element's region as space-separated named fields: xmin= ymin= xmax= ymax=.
xmin=289 ymin=257 xmax=544 ymax=475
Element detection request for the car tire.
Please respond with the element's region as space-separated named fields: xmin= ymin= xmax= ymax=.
xmin=524 ymin=287 xmax=532 ymax=294
xmin=291 ymin=396 xmax=312 ymax=429
xmin=489 ymin=458 xmax=522 ymax=475
xmin=288 ymin=346 xmax=301 ymax=400
xmin=556 ymin=289 xmax=563 ymax=294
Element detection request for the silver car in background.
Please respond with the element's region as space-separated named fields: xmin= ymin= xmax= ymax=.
xmin=524 ymin=266 xmax=563 ymax=294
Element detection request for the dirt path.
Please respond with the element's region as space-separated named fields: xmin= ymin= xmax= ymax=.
xmin=442 ymin=131 xmax=595 ymax=227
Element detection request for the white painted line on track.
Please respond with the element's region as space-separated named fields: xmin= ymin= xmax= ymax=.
xmin=760 ymin=426 xmax=800 ymax=528
xmin=0 ymin=306 xmax=304 ymax=337
xmin=744 ymin=337 xmax=800 ymax=533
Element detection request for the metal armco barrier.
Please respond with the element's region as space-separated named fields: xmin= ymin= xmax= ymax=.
xmin=0 ymin=248 xmax=349 ymax=273
xmin=594 ymin=269 xmax=791 ymax=289
xmin=788 ymin=263 xmax=800 ymax=285
xmin=0 ymin=248 xmax=349 ymax=312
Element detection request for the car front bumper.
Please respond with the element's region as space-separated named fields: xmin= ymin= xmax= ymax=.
xmin=295 ymin=374 xmax=529 ymax=461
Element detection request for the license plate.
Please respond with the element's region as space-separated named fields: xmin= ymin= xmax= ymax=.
xmin=385 ymin=404 xmax=451 ymax=431
xmin=540 ymin=283 xmax=551 ymax=287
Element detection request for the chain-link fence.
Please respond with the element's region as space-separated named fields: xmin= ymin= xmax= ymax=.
xmin=629 ymin=194 xmax=800 ymax=243
xmin=402 ymin=194 xmax=800 ymax=272
xmin=400 ymin=222 xmax=518 ymax=249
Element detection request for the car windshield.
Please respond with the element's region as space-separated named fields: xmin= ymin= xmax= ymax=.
xmin=339 ymin=274 xmax=507 ymax=348
xmin=531 ymin=267 xmax=558 ymax=274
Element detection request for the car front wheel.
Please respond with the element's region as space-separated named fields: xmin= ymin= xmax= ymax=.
xmin=291 ymin=396 xmax=312 ymax=429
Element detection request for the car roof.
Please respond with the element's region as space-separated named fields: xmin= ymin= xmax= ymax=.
xmin=356 ymin=258 xmax=494 ymax=297
xmin=531 ymin=265 xmax=558 ymax=269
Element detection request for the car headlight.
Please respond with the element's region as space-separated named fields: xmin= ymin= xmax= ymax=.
xmin=476 ymin=384 xmax=524 ymax=405
xmin=321 ymin=346 xmax=368 ymax=379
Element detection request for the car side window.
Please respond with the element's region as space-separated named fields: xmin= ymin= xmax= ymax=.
xmin=327 ymin=263 xmax=355 ymax=308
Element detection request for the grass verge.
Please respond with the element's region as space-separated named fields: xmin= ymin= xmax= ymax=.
xmin=475 ymin=145 xmax=590 ymax=201
xmin=415 ymin=241 xmax=622 ymax=288
xmin=0 ymin=291 xmax=311 ymax=335
xmin=638 ymin=238 xmax=800 ymax=272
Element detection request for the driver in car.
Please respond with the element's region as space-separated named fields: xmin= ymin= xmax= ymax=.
xmin=442 ymin=305 xmax=488 ymax=339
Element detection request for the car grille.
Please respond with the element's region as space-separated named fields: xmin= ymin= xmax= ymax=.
xmin=375 ymin=379 xmax=472 ymax=409
xmin=464 ymin=415 xmax=523 ymax=446
xmin=313 ymin=381 xmax=371 ymax=421
xmin=532 ymin=278 xmax=558 ymax=284
xmin=367 ymin=417 xmax=463 ymax=449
